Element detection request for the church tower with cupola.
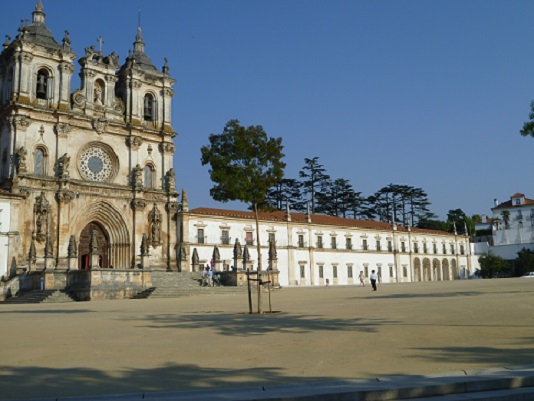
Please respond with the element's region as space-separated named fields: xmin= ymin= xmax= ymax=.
xmin=0 ymin=1 xmax=179 ymax=283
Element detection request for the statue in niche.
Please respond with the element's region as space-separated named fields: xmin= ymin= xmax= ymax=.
xmin=133 ymin=164 xmax=143 ymax=190
xmin=94 ymin=85 xmax=103 ymax=105
xmin=34 ymin=191 xmax=50 ymax=243
xmin=57 ymin=153 xmax=70 ymax=179
xmin=16 ymin=146 xmax=27 ymax=173
xmin=166 ymin=168 xmax=176 ymax=192
xmin=149 ymin=204 xmax=162 ymax=247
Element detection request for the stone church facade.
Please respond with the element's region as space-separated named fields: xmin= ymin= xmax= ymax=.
xmin=0 ymin=1 xmax=179 ymax=280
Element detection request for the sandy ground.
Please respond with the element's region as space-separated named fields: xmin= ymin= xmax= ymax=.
xmin=0 ymin=278 xmax=533 ymax=400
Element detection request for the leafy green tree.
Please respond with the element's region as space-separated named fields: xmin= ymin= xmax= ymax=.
xmin=299 ymin=157 xmax=330 ymax=214
xmin=417 ymin=219 xmax=449 ymax=231
xmin=520 ymin=101 xmax=534 ymax=137
xmin=263 ymin=178 xmax=304 ymax=211
xmin=201 ymin=119 xmax=285 ymax=276
xmin=514 ymin=248 xmax=534 ymax=277
xmin=478 ymin=252 xmax=510 ymax=278
xmin=368 ymin=183 xmax=435 ymax=226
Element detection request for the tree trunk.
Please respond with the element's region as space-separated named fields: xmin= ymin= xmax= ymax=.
xmin=254 ymin=202 xmax=262 ymax=313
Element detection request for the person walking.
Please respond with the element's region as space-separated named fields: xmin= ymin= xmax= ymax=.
xmin=370 ymin=270 xmax=378 ymax=291
xmin=358 ymin=271 xmax=365 ymax=287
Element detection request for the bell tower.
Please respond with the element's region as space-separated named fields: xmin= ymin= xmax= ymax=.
xmin=0 ymin=0 xmax=76 ymax=109
xmin=116 ymin=27 xmax=175 ymax=134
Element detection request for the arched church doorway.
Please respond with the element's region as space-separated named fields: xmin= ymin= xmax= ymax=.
xmin=79 ymin=222 xmax=110 ymax=269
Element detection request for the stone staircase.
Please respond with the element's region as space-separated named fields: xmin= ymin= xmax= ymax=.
xmin=131 ymin=271 xmax=248 ymax=299
xmin=1 ymin=289 xmax=77 ymax=304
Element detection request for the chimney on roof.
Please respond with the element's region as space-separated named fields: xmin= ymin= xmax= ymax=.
xmin=285 ymin=201 xmax=291 ymax=222
xmin=481 ymin=214 xmax=487 ymax=223
xmin=494 ymin=198 xmax=499 ymax=207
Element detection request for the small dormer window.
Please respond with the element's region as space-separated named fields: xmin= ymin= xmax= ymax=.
xmin=514 ymin=198 xmax=521 ymax=205
xmin=36 ymin=69 xmax=48 ymax=100
xmin=143 ymin=94 xmax=154 ymax=121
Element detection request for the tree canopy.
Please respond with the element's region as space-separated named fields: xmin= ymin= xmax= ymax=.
xmin=201 ymin=119 xmax=286 ymax=208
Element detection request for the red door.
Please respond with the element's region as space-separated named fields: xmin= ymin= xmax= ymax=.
xmin=79 ymin=222 xmax=109 ymax=269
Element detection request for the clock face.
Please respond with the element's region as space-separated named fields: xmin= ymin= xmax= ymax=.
xmin=79 ymin=146 xmax=113 ymax=181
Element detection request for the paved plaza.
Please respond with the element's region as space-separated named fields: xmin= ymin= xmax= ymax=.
xmin=0 ymin=278 xmax=533 ymax=400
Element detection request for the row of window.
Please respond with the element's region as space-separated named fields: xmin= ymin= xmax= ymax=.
xmin=308 ymin=264 xmax=406 ymax=280
xmin=196 ymin=229 xmax=466 ymax=255
xmin=2 ymin=68 xmax=156 ymax=121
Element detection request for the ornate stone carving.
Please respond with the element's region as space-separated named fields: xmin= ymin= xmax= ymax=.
xmin=56 ymin=189 xmax=76 ymax=204
xmin=92 ymin=117 xmax=108 ymax=134
xmin=72 ymin=89 xmax=86 ymax=106
xmin=34 ymin=192 xmax=50 ymax=243
xmin=29 ymin=239 xmax=37 ymax=262
xmin=163 ymin=87 xmax=174 ymax=97
xmin=67 ymin=235 xmax=77 ymax=258
xmin=132 ymin=164 xmax=143 ymax=191
xmin=54 ymin=122 xmax=71 ymax=137
xmin=140 ymin=233 xmax=149 ymax=256
xmin=17 ymin=187 xmax=31 ymax=198
xmin=149 ymin=203 xmax=162 ymax=248
xmin=44 ymin=236 xmax=53 ymax=257
xmin=132 ymin=80 xmax=142 ymax=89
xmin=130 ymin=198 xmax=146 ymax=211
xmin=113 ymin=97 xmax=124 ymax=113
xmin=57 ymin=153 xmax=70 ymax=179
xmin=165 ymin=168 xmax=176 ymax=193
xmin=20 ymin=51 xmax=33 ymax=64
xmin=9 ymin=115 xmax=31 ymax=131
xmin=126 ymin=136 xmax=143 ymax=150
xmin=159 ymin=142 xmax=175 ymax=155
xmin=166 ymin=201 xmax=179 ymax=214
xmin=15 ymin=146 xmax=28 ymax=173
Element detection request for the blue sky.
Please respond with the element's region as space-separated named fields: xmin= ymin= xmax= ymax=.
xmin=3 ymin=0 xmax=534 ymax=220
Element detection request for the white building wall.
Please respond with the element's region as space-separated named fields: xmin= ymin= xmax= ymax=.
xmin=180 ymin=210 xmax=471 ymax=287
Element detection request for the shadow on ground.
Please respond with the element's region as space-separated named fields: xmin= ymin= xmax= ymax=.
xmin=0 ymin=363 xmax=331 ymax=401
xmin=410 ymin=346 xmax=534 ymax=366
xmin=125 ymin=312 xmax=395 ymax=336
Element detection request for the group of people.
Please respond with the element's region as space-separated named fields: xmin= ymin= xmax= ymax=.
xmin=201 ymin=266 xmax=221 ymax=287
xmin=359 ymin=270 xmax=379 ymax=291
xmin=324 ymin=270 xmax=380 ymax=291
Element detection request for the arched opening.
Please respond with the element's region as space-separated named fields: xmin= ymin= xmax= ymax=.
xmin=442 ymin=259 xmax=450 ymax=281
xmin=451 ymin=259 xmax=458 ymax=280
xmin=94 ymin=79 xmax=105 ymax=105
xmin=4 ymin=68 xmax=13 ymax=102
xmin=144 ymin=164 xmax=154 ymax=188
xmin=78 ymin=221 xmax=110 ymax=269
xmin=36 ymin=69 xmax=49 ymax=100
xmin=433 ymin=258 xmax=441 ymax=281
xmin=413 ymin=257 xmax=422 ymax=282
xmin=423 ymin=258 xmax=431 ymax=281
xmin=33 ymin=147 xmax=47 ymax=175
xmin=143 ymin=93 xmax=154 ymax=121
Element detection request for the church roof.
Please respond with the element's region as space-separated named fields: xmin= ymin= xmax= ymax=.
xmin=17 ymin=0 xmax=62 ymax=51
xmin=122 ymin=27 xmax=158 ymax=72
xmin=187 ymin=207 xmax=451 ymax=236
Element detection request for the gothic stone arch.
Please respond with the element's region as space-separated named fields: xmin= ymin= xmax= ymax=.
xmin=72 ymin=201 xmax=131 ymax=269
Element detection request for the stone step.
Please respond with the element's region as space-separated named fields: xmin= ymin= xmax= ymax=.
xmin=1 ymin=290 xmax=77 ymax=304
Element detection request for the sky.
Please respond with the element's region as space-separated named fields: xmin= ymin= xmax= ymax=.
xmin=3 ymin=0 xmax=534 ymax=220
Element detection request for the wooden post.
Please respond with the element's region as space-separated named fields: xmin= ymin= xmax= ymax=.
xmin=246 ymin=268 xmax=252 ymax=314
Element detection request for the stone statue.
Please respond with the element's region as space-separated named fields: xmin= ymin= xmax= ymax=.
xmin=57 ymin=153 xmax=70 ymax=179
xmin=15 ymin=146 xmax=27 ymax=173
xmin=94 ymin=85 xmax=103 ymax=105
xmin=133 ymin=164 xmax=143 ymax=190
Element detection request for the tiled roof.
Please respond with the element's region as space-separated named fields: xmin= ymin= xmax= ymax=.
xmin=188 ymin=207 xmax=451 ymax=236
xmin=511 ymin=193 xmax=525 ymax=198
xmin=493 ymin=197 xmax=534 ymax=210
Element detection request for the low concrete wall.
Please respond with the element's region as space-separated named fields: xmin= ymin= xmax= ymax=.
xmin=68 ymin=269 xmax=152 ymax=301
xmin=222 ymin=269 xmax=280 ymax=288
